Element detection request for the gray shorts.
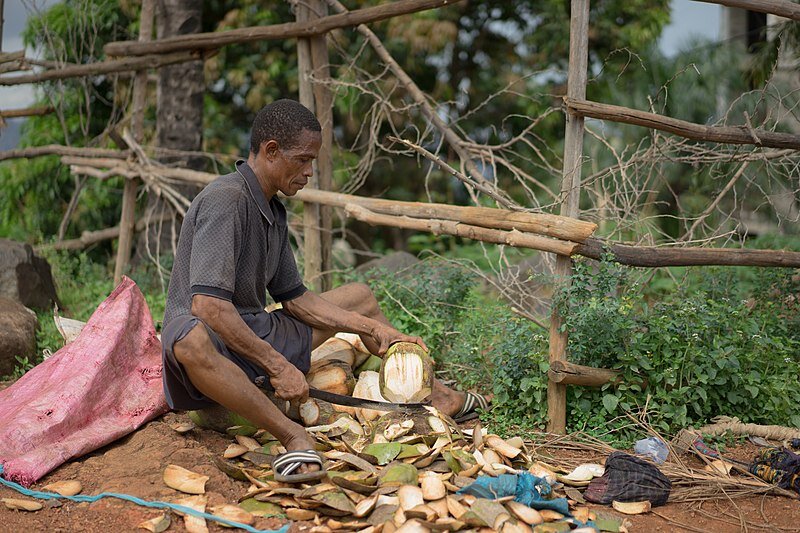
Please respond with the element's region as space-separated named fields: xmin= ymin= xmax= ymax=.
xmin=161 ymin=310 xmax=312 ymax=410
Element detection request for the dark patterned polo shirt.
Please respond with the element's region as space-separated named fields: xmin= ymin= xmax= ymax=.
xmin=163 ymin=160 xmax=307 ymax=328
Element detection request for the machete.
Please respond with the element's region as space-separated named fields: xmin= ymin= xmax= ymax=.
xmin=255 ymin=378 xmax=430 ymax=413
xmin=308 ymin=388 xmax=431 ymax=413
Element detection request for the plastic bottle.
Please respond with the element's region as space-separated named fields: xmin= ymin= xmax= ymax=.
xmin=633 ymin=436 xmax=669 ymax=464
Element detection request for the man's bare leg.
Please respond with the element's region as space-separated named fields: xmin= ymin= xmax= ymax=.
xmin=173 ymin=323 xmax=318 ymax=473
xmin=310 ymin=282 xmax=468 ymax=417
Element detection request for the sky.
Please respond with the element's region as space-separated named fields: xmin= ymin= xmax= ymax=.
xmin=1 ymin=0 xmax=722 ymax=146
xmin=1 ymin=0 xmax=56 ymax=109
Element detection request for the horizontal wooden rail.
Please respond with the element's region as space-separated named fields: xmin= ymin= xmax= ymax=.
xmin=548 ymin=360 xmax=620 ymax=387
xmin=345 ymin=203 xmax=581 ymax=256
xmin=0 ymin=51 xmax=201 ymax=86
xmin=0 ymin=106 xmax=54 ymax=119
xmin=565 ymin=97 xmax=800 ymax=150
xmin=104 ymin=0 xmax=462 ymax=57
xmin=0 ymin=51 xmax=24 ymax=64
xmin=694 ymin=0 xmax=800 ymax=21
xmin=36 ymin=213 xmax=173 ymax=251
xmin=46 ymin=154 xmax=800 ymax=268
xmin=294 ymin=188 xmax=597 ymax=242
xmin=0 ymin=146 xmax=129 ymax=162
xmin=579 ymin=238 xmax=800 ymax=267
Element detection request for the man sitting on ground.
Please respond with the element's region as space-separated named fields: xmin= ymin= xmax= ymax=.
xmin=160 ymin=99 xmax=488 ymax=483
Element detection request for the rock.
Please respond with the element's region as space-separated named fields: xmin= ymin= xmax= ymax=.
xmin=0 ymin=298 xmax=37 ymax=376
xmin=356 ymin=251 xmax=420 ymax=277
xmin=0 ymin=239 xmax=59 ymax=309
xmin=332 ymin=239 xmax=356 ymax=269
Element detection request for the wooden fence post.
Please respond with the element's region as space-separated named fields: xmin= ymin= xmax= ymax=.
xmin=113 ymin=0 xmax=154 ymax=285
xmin=296 ymin=0 xmax=332 ymax=292
xmin=547 ymin=0 xmax=590 ymax=434
xmin=310 ymin=0 xmax=333 ymax=292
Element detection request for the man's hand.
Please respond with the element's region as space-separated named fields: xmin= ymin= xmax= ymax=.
xmin=269 ymin=361 xmax=309 ymax=402
xmin=370 ymin=323 xmax=429 ymax=355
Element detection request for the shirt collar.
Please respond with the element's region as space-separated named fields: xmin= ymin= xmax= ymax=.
xmin=236 ymin=160 xmax=274 ymax=225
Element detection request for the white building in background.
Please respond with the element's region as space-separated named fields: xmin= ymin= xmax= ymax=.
xmin=720 ymin=6 xmax=799 ymax=117
xmin=719 ymin=6 xmax=800 ymax=236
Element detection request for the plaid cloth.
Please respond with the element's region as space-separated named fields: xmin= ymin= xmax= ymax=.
xmin=750 ymin=447 xmax=800 ymax=495
xmin=584 ymin=451 xmax=672 ymax=506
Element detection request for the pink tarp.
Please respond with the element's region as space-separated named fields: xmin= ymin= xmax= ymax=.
xmin=0 ymin=277 xmax=168 ymax=485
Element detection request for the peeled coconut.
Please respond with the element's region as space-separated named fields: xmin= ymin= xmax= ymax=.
xmin=307 ymin=360 xmax=356 ymax=396
xmin=310 ymin=337 xmax=356 ymax=370
xmin=352 ymin=371 xmax=389 ymax=422
xmin=335 ymin=332 xmax=373 ymax=367
xmin=379 ymin=342 xmax=433 ymax=403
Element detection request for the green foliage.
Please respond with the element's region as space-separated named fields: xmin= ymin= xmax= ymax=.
xmin=0 ymin=0 xmax=132 ymax=242
xmin=8 ymin=356 xmax=36 ymax=381
xmin=557 ymin=257 xmax=800 ymax=438
xmin=359 ymin=256 xmax=799 ymax=443
xmin=356 ymin=259 xmax=474 ymax=356
xmin=444 ymin=291 xmax=550 ymax=430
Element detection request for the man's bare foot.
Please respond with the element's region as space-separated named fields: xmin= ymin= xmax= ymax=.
xmin=431 ymin=380 xmax=468 ymax=417
xmin=431 ymin=380 xmax=493 ymax=419
xmin=281 ymin=424 xmax=320 ymax=474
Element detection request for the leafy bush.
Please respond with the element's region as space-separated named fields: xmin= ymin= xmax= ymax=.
xmin=557 ymin=257 xmax=800 ymax=436
xmin=357 ymin=259 xmax=474 ymax=356
xmin=361 ymin=255 xmax=799 ymax=441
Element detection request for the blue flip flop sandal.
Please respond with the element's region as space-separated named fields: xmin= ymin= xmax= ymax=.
xmin=272 ymin=449 xmax=327 ymax=483
xmin=454 ymin=392 xmax=491 ymax=423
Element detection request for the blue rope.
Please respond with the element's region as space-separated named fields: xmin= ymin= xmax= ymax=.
xmin=0 ymin=465 xmax=289 ymax=533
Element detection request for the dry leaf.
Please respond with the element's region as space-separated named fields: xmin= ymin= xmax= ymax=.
xmin=704 ymin=459 xmax=733 ymax=475
xmin=486 ymin=436 xmax=521 ymax=459
xmin=612 ymin=500 xmax=652 ymax=515
xmin=420 ymin=472 xmax=446 ymax=500
xmin=563 ymin=464 xmax=604 ymax=482
xmin=171 ymin=422 xmax=196 ymax=434
xmin=397 ymin=485 xmax=424 ymax=511
xmin=176 ymin=495 xmax=208 ymax=533
xmin=208 ymin=504 xmax=255 ymax=526
xmin=2 ymin=498 xmax=43 ymax=511
xmin=506 ymin=501 xmax=543 ymax=525
xmin=163 ymin=464 xmax=209 ymax=494
xmin=138 ymin=513 xmax=171 ymax=532
xmin=538 ymin=509 xmax=564 ymax=522
xmin=223 ymin=443 xmax=249 ymax=459
xmin=42 ymin=479 xmax=82 ymax=496
xmin=286 ymin=508 xmax=317 ymax=520
xmin=235 ymin=435 xmax=261 ymax=451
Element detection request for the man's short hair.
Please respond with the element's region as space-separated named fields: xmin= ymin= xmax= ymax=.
xmin=249 ymin=99 xmax=321 ymax=154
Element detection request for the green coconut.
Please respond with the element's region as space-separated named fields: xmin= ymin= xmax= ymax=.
xmin=378 ymin=342 xmax=434 ymax=403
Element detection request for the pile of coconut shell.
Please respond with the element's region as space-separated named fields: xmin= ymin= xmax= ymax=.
xmin=165 ymin=336 xmax=637 ymax=532
xmin=200 ymin=408 xmax=636 ymax=533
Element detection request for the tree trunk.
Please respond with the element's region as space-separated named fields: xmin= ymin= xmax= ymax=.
xmin=137 ymin=0 xmax=204 ymax=261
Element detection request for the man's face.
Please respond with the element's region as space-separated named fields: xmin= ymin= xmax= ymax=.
xmin=270 ymin=129 xmax=322 ymax=196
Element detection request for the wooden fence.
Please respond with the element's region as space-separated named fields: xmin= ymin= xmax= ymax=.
xmin=1 ymin=0 xmax=799 ymax=433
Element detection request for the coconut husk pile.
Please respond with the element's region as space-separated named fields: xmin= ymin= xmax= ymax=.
xmin=185 ymin=337 xmax=630 ymax=532
xmin=208 ymin=411 xmax=631 ymax=533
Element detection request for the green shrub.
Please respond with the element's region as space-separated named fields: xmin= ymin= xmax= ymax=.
xmin=444 ymin=290 xmax=549 ymax=429
xmin=357 ymin=259 xmax=474 ymax=356
xmin=558 ymin=257 xmax=800 ymax=437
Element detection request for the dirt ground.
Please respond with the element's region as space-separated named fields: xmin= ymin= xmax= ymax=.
xmin=0 ymin=410 xmax=798 ymax=532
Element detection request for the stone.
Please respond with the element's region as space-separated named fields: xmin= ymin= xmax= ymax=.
xmin=0 ymin=239 xmax=59 ymax=309
xmin=0 ymin=298 xmax=37 ymax=377
xmin=356 ymin=251 xmax=420 ymax=277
